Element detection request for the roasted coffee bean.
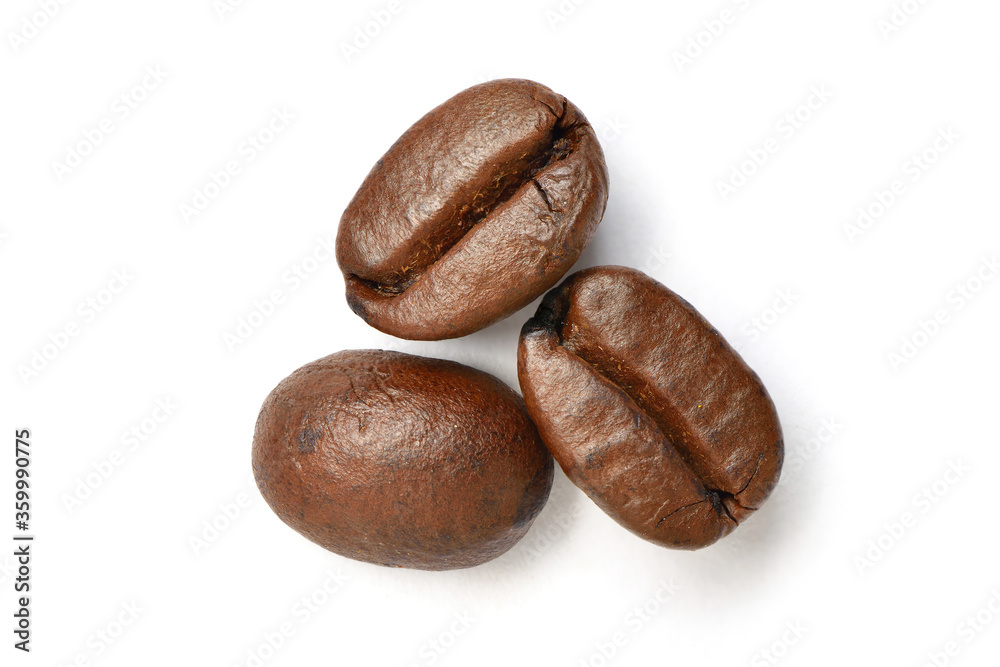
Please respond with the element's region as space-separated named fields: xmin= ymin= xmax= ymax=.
xmin=517 ymin=266 xmax=783 ymax=550
xmin=336 ymin=79 xmax=609 ymax=340
xmin=252 ymin=349 xmax=553 ymax=570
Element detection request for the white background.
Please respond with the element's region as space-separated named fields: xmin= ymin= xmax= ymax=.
xmin=2 ymin=1 xmax=999 ymax=665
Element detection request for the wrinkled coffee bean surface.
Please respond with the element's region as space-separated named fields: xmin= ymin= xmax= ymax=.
xmin=337 ymin=79 xmax=609 ymax=340
xmin=253 ymin=349 xmax=554 ymax=569
xmin=518 ymin=266 xmax=783 ymax=549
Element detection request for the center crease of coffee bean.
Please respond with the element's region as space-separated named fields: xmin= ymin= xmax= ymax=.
xmin=534 ymin=294 xmax=762 ymax=528
xmin=351 ymin=112 xmax=582 ymax=298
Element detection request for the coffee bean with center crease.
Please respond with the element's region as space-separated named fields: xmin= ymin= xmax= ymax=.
xmin=252 ymin=349 xmax=554 ymax=570
xmin=517 ymin=266 xmax=783 ymax=550
xmin=336 ymin=79 xmax=609 ymax=340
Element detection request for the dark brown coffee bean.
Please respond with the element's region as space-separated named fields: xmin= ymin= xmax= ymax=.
xmin=252 ymin=349 xmax=553 ymax=570
xmin=336 ymin=79 xmax=609 ymax=340
xmin=517 ymin=266 xmax=783 ymax=550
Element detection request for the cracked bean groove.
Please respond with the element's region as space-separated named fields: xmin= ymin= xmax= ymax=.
xmin=336 ymin=78 xmax=609 ymax=340
xmin=517 ymin=266 xmax=784 ymax=550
